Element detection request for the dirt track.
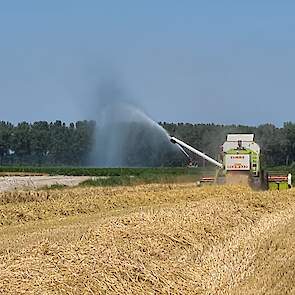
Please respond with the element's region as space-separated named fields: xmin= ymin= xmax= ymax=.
xmin=0 ymin=176 xmax=91 ymax=192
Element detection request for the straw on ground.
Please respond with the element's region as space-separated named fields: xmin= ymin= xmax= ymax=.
xmin=0 ymin=183 xmax=295 ymax=294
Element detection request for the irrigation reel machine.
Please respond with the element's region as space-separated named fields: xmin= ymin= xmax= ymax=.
xmin=170 ymin=134 xmax=292 ymax=190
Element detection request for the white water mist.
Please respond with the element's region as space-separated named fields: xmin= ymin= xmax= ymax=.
xmin=87 ymin=78 xmax=183 ymax=167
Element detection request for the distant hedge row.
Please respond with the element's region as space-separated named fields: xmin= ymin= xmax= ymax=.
xmin=0 ymin=166 xmax=207 ymax=177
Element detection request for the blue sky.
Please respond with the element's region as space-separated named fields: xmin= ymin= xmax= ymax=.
xmin=0 ymin=1 xmax=295 ymax=126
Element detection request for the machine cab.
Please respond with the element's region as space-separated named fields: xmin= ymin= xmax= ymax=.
xmin=222 ymin=134 xmax=260 ymax=177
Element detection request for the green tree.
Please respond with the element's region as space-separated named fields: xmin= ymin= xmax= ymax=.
xmin=0 ymin=121 xmax=13 ymax=165
xmin=11 ymin=122 xmax=32 ymax=164
xmin=30 ymin=121 xmax=50 ymax=165
xmin=48 ymin=121 xmax=69 ymax=165
xmin=283 ymin=122 xmax=295 ymax=165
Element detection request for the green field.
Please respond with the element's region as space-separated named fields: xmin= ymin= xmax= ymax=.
xmin=0 ymin=166 xmax=209 ymax=177
xmin=0 ymin=166 xmax=294 ymax=187
xmin=0 ymin=166 xmax=212 ymax=187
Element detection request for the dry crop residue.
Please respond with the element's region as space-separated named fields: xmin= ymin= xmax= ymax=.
xmin=0 ymin=183 xmax=295 ymax=294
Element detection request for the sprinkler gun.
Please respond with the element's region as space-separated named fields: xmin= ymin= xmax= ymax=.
xmin=170 ymin=136 xmax=223 ymax=169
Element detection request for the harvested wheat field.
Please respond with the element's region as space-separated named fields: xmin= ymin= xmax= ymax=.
xmin=1 ymin=183 xmax=295 ymax=294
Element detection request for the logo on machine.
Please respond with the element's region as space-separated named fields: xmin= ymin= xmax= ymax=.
xmin=230 ymin=155 xmax=245 ymax=159
xmin=228 ymin=164 xmax=249 ymax=169
xmin=226 ymin=154 xmax=250 ymax=170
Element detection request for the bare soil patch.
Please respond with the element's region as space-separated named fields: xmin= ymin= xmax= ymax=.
xmin=0 ymin=176 xmax=91 ymax=192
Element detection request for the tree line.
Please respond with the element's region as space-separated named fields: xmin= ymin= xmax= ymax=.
xmin=0 ymin=120 xmax=295 ymax=167
xmin=0 ymin=121 xmax=95 ymax=166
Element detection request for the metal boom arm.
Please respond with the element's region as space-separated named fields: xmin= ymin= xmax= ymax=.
xmin=170 ymin=136 xmax=223 ymax=169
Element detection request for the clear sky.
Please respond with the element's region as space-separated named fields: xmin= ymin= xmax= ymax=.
xmin=0 ymin=1 xmax=295 ymax=126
